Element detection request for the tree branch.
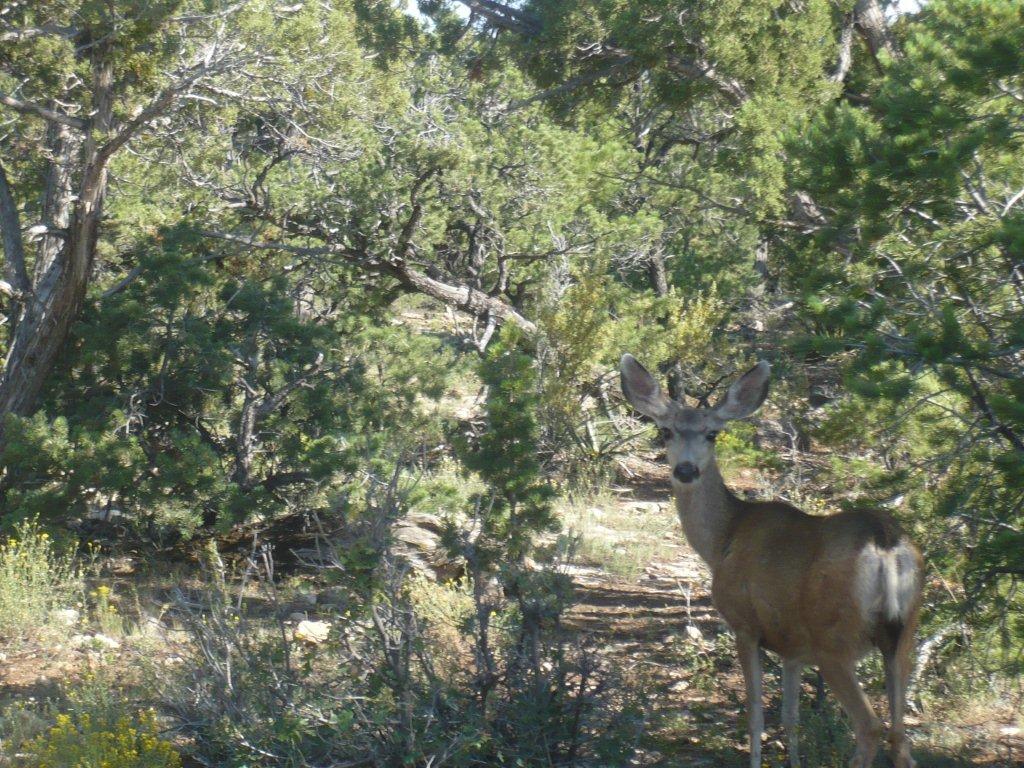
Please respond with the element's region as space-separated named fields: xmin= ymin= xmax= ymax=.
xmin=507 ymin=58 xmax=635 ymax=112
xmin=666 ymin=54 xmax=748 ymax=105
xmin=96 ymin=71 xmax=202 ymax=163
xmin=257 ymin=352 xmax=325 ymax=417
xmin=830 ymin=13 xmax=856 ymax=83
xmin=459 ymin=0 xmax=541 ymax=35
xmin=854 ymin=0 xmax=901 ymax=67
xmin=380 ymin=258 xmax=537 ymax=334
xmin=200 ymin=230 xmax=539 ymax=335
xmin=199 ymin=230 xmax=332 ymax=257
xmin=961 ymin=366 xmax=1024 ymax=452
xmin=0 ymin=24 xmax=75 ymax=43
xmin=260 ymin=471 xmax=313 ymax=491
xmin=97 ymin=45 xmax=246 ymax=164
xmin=0 ymin=91 xmax=86 ymax=129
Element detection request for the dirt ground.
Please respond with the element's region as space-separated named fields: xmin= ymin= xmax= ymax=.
xmin=2 ymin=461 xmax=1021 ymax=767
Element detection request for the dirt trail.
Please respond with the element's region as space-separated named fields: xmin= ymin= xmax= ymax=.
xmin=564 ymin=559 xmax=748 ymax=766
xmin=562 ymin=468 xmax=751 ymax=767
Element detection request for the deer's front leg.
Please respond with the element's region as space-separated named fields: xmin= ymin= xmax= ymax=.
xmin=737 ymin=635 xmax=764 ymax=768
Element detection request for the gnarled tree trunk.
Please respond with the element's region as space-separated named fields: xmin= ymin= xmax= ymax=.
xmin=0 ymin=53 xmax=113 ymax=435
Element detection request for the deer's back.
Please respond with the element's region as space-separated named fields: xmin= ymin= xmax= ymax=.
xmin=710 ymin=500 xmax=921 ymax=664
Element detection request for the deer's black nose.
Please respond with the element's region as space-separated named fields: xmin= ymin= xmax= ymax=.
xmin=673 ymin=462 xmax=700 ymax=483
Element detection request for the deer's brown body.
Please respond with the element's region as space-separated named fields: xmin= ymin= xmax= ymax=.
xmin=621 ymin=354 xmax=923 ymax=768
xmin=697 ymin=482 xmax=921 ymax=663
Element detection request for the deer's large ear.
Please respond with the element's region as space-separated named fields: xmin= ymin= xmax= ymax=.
xmin=620 ymin=354 xmax=671 ymax=421
xmin=715 ymin=361 xmax=770 ymax=420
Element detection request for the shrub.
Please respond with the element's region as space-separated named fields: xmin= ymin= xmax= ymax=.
xmin=155 ymin=542 xmax=382 ymax=767
xmin=0 ymin=703 xmax=50 ymax=764
xmin=24 ymin=710 xmax=180 ymax=768
xmin=0 ymin=519 xmax=82 ymax=648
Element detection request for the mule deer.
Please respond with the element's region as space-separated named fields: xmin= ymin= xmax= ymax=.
xmin=620 ymin=355 xmax=922 ymax=768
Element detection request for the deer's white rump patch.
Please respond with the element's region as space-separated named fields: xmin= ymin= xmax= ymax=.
xmin=854 ymin=541 xmax=919 ymax=623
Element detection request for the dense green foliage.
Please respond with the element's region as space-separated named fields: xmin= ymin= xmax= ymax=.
xmin=1 ymin=2 xmax=1022 ymax=760
xmin=785 ymin=0 xmax=1024 ymax=654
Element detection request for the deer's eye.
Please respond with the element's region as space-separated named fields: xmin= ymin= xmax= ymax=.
xmin=659 ymin=427 xmax=673 ymax=442
xmin=706 ymin=430 xmax=719 ymax=442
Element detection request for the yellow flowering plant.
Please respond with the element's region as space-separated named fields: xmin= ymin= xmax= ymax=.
xmin=26 ymin=710 xmax=181 ymax=768
xmin=0 ymin=518 xmax=83 ymax=647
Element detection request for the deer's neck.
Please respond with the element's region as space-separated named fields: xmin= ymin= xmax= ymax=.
xmin=672 ymin=460 xmax=741 ymax=571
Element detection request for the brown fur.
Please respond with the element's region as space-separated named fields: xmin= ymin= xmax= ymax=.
xmin=714 ymin=496 xmax=923 ymax=663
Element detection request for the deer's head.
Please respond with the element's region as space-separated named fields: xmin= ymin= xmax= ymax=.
xmin=619 ymin=354 xmax=770 ymax=485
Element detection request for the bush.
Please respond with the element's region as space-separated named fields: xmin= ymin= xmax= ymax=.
xmin=24 ymin=710 xmax=180 ymax=768
xmin=0 ymin=519 xmax=82 ymax=648
xmin=155 ymin=542 xmax=382 ymax=767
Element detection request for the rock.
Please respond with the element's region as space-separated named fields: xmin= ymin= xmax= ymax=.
xmin=393 ymin=523 xmax=441 ymax=552
xmin=288 ymin=611 xmax=307 ymax=623
xmin=137 ymin=615 xmax=167 ymax=639
xmin=294 ymin=619 xmax=331 ymax=644
xmin=685 ymin=624 xmax=704 ymax=643
xmin=92 ymin=633 xmax=120 ymax=650
xmin=317 ymin=587 xmax=349 ymax=606
xmin=108 ymin=556 xmax=137 ymax=575
xmin=621 ymin=501 xmax=663 ymax=514
xmin=402 ymin=511 xmax=447 ymax=534
xmin=71 ymin=633 xmax=120 ymax=650
xmin=392 ymin=513 xmax=462 ymax=581
xmin=52 ymin=608 xmax=80 ymax=626
xmin=999 ymin=726 xmax=1021 ymax=737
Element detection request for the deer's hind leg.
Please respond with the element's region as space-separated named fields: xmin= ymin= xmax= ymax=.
xmin=880 ymin=615 xmax=919 ymax=768
xmin=818 ymin=658 xmax=882 ymax=768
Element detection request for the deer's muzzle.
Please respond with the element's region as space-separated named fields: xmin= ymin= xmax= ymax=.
xmin=673 ymin=462 xmax=700 ymax=483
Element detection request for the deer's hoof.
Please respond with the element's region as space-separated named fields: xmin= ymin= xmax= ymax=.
xmin=889 ymin=730 xmax=915 ymax=768
xmin=847 ymin=746 xmax=879 ymax=768
xmin=891 ymin=747 xmax=916 ymax=768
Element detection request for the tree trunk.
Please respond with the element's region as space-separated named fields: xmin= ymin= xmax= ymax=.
xmin=647 ymin=253 xmax=686 ymax=401
xmin=0 ymin=55 xmax=112 ymax=441
xmin=854 ymin=0 xmax=901 ymax=66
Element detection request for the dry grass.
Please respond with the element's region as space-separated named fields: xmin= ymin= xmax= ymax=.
xmin=559 ymin=493 xmax=679 ymax=580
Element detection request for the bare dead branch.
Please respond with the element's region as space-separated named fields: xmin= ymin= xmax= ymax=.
xmin=830 ymin=14 xmax=856 ymax=83
xmin=0 ymin=91 xmax=86 ymax=129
